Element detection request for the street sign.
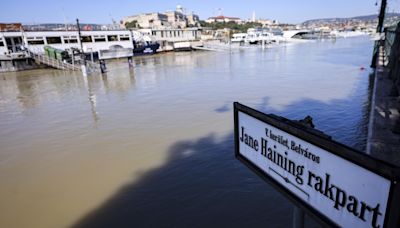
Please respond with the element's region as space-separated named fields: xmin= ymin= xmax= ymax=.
xmin=233 ymin=102 xmax=400 ymax=228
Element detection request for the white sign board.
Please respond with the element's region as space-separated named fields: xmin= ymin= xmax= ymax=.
xmin=235 ymin=104 xmax=393 ymax=228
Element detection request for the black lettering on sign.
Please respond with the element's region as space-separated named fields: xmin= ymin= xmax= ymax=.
xmin=240 ymin=126 xmax=259 ymax=152
xmin=261 ymin=137 xmax=305 ymax=185
xmin=306 ymin=171 xmax=383 ymax=227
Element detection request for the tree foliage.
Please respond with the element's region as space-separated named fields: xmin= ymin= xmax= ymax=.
xmin=125 ymin=20 xmax=139 ymax=29
xmin=199 ymin=21 xmax=263 ymax=33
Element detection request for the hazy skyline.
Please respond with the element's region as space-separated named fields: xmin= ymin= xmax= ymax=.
xmin=1 ymin=0 xmax=399 ymax=24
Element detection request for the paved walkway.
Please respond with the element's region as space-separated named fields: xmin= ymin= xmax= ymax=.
xmin=367 ymin=64 xmax=400 ymax=166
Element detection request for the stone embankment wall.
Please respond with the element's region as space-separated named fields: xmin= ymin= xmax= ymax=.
xmin=367 ymin=22 xmax=400 ymax=166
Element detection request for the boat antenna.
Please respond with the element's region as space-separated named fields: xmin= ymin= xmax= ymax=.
xmin=109 ymin=14 xmax=118 ymax=30
xmin=62 ymin=7 xmax=68 ymax=31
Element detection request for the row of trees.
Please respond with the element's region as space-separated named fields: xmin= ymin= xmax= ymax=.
xmin=199 ymin=21 xmax=263 ymax=33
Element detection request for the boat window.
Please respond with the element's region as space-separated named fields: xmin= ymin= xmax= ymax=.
xmin=64 ymin=39 xmax=78 ymax=43
xmin=174 ymin=31 xmax=176 ymax=37
xmin=107 ymin=35 xmax=118 ymax=41
xmin=28 ymin=40 xmax=45 ymax=45
xmin=46 ymin=36 xmax=62 ymax=44
xmin=120 ymin=37 xmax=130 ymax=41
xmin=0 ymin=41 xmax=4 ymax=46
xmin=81 ymin=36 xmax=92 ymax=43
xmin=161 ymin=31 xmax=164 ymax=38
xmin=152 ymin=31 xmax=156 ymax=36
xmin=94 ymin=38 xmax=106 ymax=42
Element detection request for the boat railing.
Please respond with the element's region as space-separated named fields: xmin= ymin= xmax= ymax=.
xmin=27 ymin=49 xmax=101 ymax=73
xmin=27 ymin=50 xmax=81 ymax=71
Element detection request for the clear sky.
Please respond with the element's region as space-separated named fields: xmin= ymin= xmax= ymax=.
xmin=1 ymin=0 xmax=399 ymax=24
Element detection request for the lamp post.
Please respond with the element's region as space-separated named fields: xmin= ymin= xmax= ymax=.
xmin=76 ymin=18 xmax=84 ymax=53
xmin=76 ymin=18 xmax=87 ymax=76
xmin=376 ymin=0 xmax=387 ymax=33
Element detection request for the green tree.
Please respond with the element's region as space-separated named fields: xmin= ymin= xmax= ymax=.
xmin=125 ymin=20 xmax=139 ymax=29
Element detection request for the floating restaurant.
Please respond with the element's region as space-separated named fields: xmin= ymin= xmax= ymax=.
xmin=0 ymin=27 xmax=203 ymax=72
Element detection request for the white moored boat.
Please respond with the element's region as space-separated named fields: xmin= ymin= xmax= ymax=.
xmin=231 ymin=33 xmax=247 ymax=43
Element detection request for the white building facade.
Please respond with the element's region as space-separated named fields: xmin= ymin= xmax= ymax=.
xmin=121 ymin=5 xmax=200 ymax=29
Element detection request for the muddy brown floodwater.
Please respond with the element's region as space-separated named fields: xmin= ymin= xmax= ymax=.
xmin=0 ymin=37 xmax=374 ymax=228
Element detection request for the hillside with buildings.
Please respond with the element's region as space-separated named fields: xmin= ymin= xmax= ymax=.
xmin=302 ymin=13 xmax=400 ymax=27
xmin=121 ymin=5 xmax=200 ymax=29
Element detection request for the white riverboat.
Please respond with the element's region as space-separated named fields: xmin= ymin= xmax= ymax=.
xmin=282 ymin=30 xmax=316 ymax=42
xmin=330 ymin=30 xmax=367 ymax=38
xmin=0 ymin=27 xmax=203 ymax=59
xmin=231 ymin=33 xmax=247 ymax=43
xmin=245 ymin=28 xmax=285 ymax=44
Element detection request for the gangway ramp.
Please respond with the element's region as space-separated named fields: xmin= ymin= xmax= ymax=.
xmin=30 ymin=51 xmax=80 ymax=71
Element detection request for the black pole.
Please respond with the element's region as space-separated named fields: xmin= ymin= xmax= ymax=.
xmin=376 ymin=0 xmax=387 ymax=33
xmin=293 ymin=206 xmax=304 ymax=228
xmin=76 ymin=18 xmax=84 ymax=53
xmin=371 ymin=0 xmax=387 ymax=68
xmin=76 ymin=18 xmax=86 ymax=66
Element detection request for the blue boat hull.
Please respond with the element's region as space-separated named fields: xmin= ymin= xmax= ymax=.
xmin=132 ymin=43 xmax=160 ymax=56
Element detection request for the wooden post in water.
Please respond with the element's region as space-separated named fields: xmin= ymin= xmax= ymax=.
xmin=71 ymin=50 xmax=75 ymax=68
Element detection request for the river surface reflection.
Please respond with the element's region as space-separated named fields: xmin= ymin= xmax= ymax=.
xmin=0 ymin=37 xmax=373 ymax=228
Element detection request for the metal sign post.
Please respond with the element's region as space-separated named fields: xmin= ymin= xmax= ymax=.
xmin=233 ymin=102 xmax=400 ymax=228
xmin=293 ymin=206 xmax=304 ymax=228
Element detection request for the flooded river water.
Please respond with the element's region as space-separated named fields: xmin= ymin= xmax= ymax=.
xmin=0 ymin=37 xmax=374 ymax=227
